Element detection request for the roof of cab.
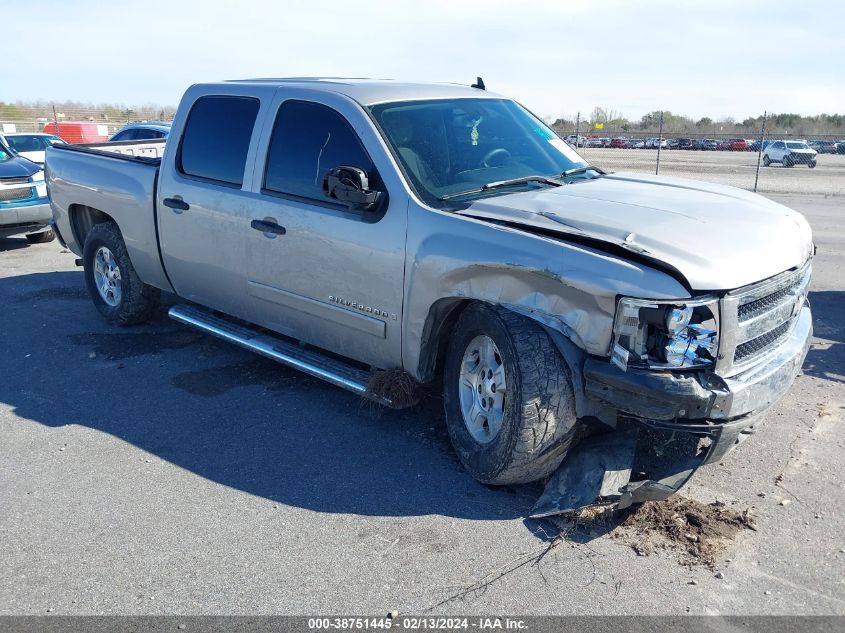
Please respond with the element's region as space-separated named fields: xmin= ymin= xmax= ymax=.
xmin=222 ymin=77 xmax=502 ymax=105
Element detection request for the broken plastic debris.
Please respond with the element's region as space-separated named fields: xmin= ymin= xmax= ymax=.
xmin=531 ymin=431 xmax=637 ymax=518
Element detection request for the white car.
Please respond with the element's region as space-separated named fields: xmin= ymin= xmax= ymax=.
xmin=0 ymin=133 xmax=66 ymax=166
xmin=763 ymin=140 xmax=817 ymax=168
xmin=644 ymin=137 xmax=668 ymax=149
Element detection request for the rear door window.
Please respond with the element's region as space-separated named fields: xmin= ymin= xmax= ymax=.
xmin=263 ymin=100 xmax=376 ymax=202
xmin=178 ymin=96 xmax=260 ymax=187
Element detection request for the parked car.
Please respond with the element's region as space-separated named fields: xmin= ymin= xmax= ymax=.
xmin=564 ymin=134 xmax=587 ymax=147
xmin=46 ymin=78 xmax=814 ymax=512
xmin=721 ymin=138 xmax=749 ymax=151
xmin=0 ymin=137 xmax=54 ymax=242
xmin=763 ymin=140 xmax=818 ymax=168
xmin=625 ymin=138 xmax=645 ymax=149
xmin=609 ymin=137 xmax=627 ymax=148
xmin=808 ymin=140 xmax=839 ymax=154
xmin=693 ymin=139 xmax=718 ymax=151
xmin=109 ymin=122 xmax=171 ymax=142
xmin=42 ymin=121 xmax=110 ymax=144
xmin=0 ymin=133 xmax=66 ymax=166
xmin=644 ymin=137 xmax=667 ymax=149
xmin=672 ymin=138 xmax=694 ymax=150
xmin=838 ymin=141 xmax=845 ymax=155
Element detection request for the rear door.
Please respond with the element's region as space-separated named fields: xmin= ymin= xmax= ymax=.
xmin=157 ymin=90 xmax=268 ymax=319
xmin=243 ymin=91 xmax=409 ymax=369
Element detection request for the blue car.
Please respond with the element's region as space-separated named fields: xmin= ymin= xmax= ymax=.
xmin=0 ymin=138 xmax=54 ymax=242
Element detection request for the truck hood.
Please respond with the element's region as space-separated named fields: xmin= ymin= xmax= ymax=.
xmin=458 ymin=172 xmax=813 ymax=291
xmin=0 ymin=155 xmax=41 ymax=178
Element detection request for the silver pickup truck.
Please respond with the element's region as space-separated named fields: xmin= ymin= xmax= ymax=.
xmin=46 ymin=78 xmax=813 ymax=513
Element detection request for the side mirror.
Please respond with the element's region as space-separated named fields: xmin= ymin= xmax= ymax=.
xmin=323 ymin=166 xmax=383 ymax=211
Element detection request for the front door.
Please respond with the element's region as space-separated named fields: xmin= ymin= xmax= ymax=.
xmin=243 ymin=96 xmax=408 ymax=370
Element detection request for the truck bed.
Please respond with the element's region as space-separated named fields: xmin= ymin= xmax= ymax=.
xmin=45 ymin=140 xmax=173 ymax=292
xmin=50 ymin=138 xmax=166 ymax=163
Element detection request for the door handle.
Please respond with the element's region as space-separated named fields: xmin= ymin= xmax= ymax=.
xmin=250 ymin=219 xmax=287 ymax=236
xmin=163 ymin=197 xmax=190 ymax=212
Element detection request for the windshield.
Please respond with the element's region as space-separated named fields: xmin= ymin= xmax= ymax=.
xmin=369 ymin=98 xmax=589 ymax=206
xmin=5 ymin=135 xmax=61 ymax=152
xmin=786 ymin=141 xmax=809 ymax=149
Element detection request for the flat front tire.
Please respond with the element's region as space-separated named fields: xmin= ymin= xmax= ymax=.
xmin=443 ymin=303 xmax=579 ymax=485
xmin=83 ymin=221 xmax=160 ymax=325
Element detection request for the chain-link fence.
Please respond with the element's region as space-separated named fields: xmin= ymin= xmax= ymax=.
xmin=0 ymin=104 xmax=176 ymax=139
xmin=552 ymin=112 xmax=845 ymax=196
xmin=2 ymin=104 xmax=844 ymax=196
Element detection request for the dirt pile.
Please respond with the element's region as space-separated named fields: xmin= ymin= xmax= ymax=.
xmin=615 ymin=497 xmax=755 ymax=568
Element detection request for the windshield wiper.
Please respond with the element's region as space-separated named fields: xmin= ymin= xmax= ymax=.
xmin=439 ymin=175 xmax=562 ymax=201
xmin=562 ymin=164 xmax=606 ymax=178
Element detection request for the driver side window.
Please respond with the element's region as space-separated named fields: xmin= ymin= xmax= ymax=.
xmin=263 ymin=100 xmax=379 ymax=205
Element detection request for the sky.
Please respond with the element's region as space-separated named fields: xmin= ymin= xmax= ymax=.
xmin=4 ymin=0 xmax=844 ymax=122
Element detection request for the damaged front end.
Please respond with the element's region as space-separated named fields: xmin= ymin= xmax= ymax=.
xmin=532 ymin=265 xmax=812 ymax=517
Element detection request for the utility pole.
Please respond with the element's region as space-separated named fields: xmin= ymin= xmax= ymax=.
xmin=754 ymin=111 xmax=768 ymax=192
xmin=655 ymin=111 xmax=664 ymax=175
xmin=574 ymin=112 xmax=580 ymax=148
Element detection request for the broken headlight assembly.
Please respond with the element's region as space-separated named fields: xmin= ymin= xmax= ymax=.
xmin=611 ymin=297 xmax=719 ymax=371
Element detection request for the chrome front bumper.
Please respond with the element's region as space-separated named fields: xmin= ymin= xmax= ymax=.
xmin=583 ymin=302 xmax=812 ymax=462
xmin=0 ymin=199 xmax=52 ymax=237
xmin=0 ymin=199 xmax=52 ymax=225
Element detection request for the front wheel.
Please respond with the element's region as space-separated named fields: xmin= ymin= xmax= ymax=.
xmin=783 ymin=156 xmax=794 ymax=168
xmin=83 ymin=221 xmax=160 ymax=325
xmin=809 ymin=161 xmax=817 ymax=169
xmin=443 ymin=303 xmax=579 ymax=485
xmin=762 ymin=155 xmax=771 ymax=167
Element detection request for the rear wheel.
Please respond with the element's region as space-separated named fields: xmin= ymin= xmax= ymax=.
xmin=809 ymin=161 xmax=817 ymax=169
xmin=443 ymin=303 xmax=579 ymax=485
xmin=83 ymin=221 xmax=160 ymax=325
xmin=26 ymin=229 xmax=55 ymax=244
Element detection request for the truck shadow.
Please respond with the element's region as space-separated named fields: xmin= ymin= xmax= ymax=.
xmin=803 ymin=290 xmax=845 ymax=384
xmin=0 ymin=236 xmax=33 ymax=252
xmin=3 ymin=272 xmax=840 ymax=528
xmin=0 ymin=271 xmax=541 ymax=523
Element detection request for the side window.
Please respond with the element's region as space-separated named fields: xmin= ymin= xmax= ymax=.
xmin=134 ymin=128 xmax=160 ymax=140
xmin=112 ymin=129 xmax=134 ymax=141
xmin=178 ymin=95 xmax=260 ymax=187
xmin=774 ymin=141 xmax=784 ymax=149
xmin=263 ymin=100 xmax=376 ymax=202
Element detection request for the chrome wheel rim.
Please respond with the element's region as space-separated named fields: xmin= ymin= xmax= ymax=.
xmin=458 ymin=335 xmax=507 ymax=444
xmin=93 ymin=246 xmax=122 ymax=307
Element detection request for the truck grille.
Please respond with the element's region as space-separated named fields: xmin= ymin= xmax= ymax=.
xmin=734 ymin=320 xmax=791 ymax=363
xmin=716 ymin=261 xmax=811 ymax=377
xmin=0 ymin=186 xmax=34 ymax=202
xmin=0 ymin=176 xmax=34 ymax=203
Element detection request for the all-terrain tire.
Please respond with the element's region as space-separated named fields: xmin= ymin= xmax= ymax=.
xmin=443 ymin=302 xmax=579 ymax=485
xmin=83 ymin=221 xmax=160 ymax=325
xmin=26 ymin=229 xmax=55 ymax=243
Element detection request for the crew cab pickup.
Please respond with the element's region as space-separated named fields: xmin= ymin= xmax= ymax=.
xmin=46 ymin=78 xmax=813 ymax=511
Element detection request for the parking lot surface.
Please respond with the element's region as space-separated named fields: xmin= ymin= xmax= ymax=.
xmin=1 ymin=195 xmax=843 ymax=615
xmin=580 ymin=148 xmax=845 ymax=196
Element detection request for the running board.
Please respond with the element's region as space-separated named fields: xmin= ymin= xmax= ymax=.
xmin=168 ymin=304 xmax=394 ymax=407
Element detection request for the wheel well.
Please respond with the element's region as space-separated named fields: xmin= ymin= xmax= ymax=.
xmin=69 ymin=204 xmax=114 ymax=247
xmin=417 ymin=298 xmax=474 ymax=383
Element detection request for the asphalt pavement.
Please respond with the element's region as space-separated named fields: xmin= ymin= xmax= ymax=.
xmin=0 ymin=194 xmax=843 ymax=615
